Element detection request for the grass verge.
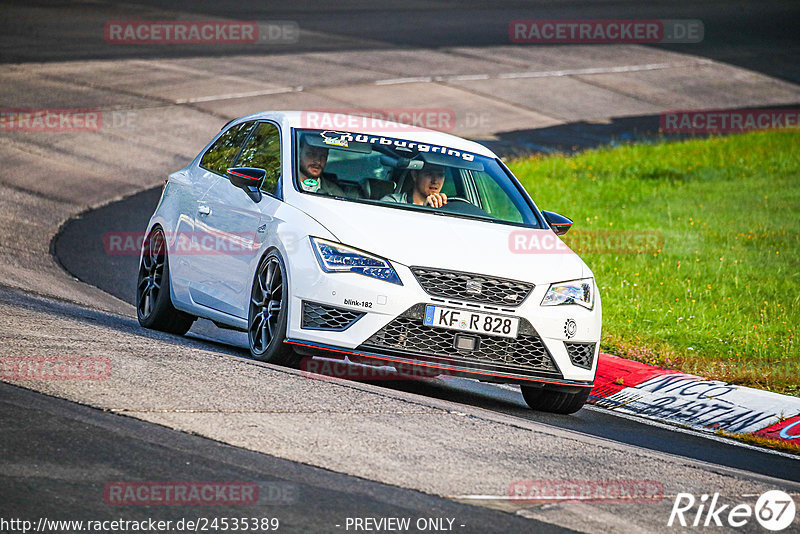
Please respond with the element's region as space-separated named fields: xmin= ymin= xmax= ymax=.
xmin=509 ymin=130 xmax=799 ymax=395
xmin=715 ymin=429 xmax=800 ymax=455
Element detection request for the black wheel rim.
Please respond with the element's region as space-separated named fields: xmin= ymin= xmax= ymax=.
xmin=137 ymin=230 xmax=165 ymax=320
xmin=249 ymin=256 xmax=283 ymax=355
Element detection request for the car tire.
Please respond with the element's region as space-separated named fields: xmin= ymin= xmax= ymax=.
xmin=137 ymin=227 xmax=195 ymax=335
xmin=521 ymin=385 xmax=590 ymax=414
xmin=248 ymin=251 xmax=300 ymax=366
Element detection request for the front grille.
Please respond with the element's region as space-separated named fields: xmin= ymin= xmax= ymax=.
xmin=360 ymin=304 xmax=558 ymax=373
xmin=301 ymin=301 xmax=364 ymax=331
xmin=565 ymin=342 xmax=596 ymax=369
xmin=411 ymin=267 xmax=533 ymax=307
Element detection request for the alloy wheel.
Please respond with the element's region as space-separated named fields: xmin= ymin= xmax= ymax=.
xmin=137 ymin=230 xmax=165 ymax=320
xmin=249 ymin=256 xmax=284 ymax=355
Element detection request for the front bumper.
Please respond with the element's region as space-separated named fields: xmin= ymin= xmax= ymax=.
xmin=286 ymin=239 xmax=601 ymax=386
xmin=285 ymin=338 xmax=594 ymax=387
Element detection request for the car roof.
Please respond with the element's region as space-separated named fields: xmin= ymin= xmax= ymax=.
xmin=231 ymin=110 xmax=497 ymax=158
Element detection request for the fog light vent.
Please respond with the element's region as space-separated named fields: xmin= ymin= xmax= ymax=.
xmin=301 ymin=301 xmax=365 ymax=331
xmin=565 ymin=342 xmax=596 ymax=369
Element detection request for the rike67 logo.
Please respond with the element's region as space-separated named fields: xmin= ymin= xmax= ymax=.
xmin=669 ymin=490 xmax=796 ymax=531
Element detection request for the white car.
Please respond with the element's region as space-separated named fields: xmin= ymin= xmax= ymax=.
xmin=137 ymin=111 xmax=601 ymax=414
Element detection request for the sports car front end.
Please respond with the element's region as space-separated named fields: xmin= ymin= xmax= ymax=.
xmin=283 ymin=194 xmax=601 ymax=389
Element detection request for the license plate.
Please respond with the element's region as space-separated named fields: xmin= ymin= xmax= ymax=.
xmin=423 ymin=305 xmax=519 ymax=339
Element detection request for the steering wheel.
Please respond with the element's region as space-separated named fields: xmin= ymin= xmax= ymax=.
xmin=439 ymin=196 xmax=490 ymax=217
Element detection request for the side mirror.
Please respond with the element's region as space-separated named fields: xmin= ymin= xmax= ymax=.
xmin=227 ymin=167 xmax=266 ymax=188
xmin=542 ymin=210 xmax=573 ymax=235
xmin=226 ymin=167 xmax=265 ymax=202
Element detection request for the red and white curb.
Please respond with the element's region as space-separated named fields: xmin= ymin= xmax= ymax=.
xmin=589 ymin=354 xmax=800 ymax=444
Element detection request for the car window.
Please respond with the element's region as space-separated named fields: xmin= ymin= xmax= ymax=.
xmin=472 ymin=169 xmax=524 ymax=223
xmin=235 ymin=122 xmax=281 ymax=195
xmin=440 ymin=167 xmax=459 ymax=198
xmin=326 ymin=150 xmax=386 ymax=181
xmin=200 ymin=121 xmax=255 ymax=175
xmin=293 ymin=129 xmax=542 ymax=227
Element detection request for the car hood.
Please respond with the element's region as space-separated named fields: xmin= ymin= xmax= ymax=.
xmin=293 ymin=197 xmax=589 ymax=285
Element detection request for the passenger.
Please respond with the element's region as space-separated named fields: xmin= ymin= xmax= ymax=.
xmin=382 ymin=165 xmax=448 ymax=208
xmin=297 ymin=138 xmax=350 ymax=196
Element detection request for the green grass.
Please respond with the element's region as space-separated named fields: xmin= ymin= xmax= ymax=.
xmin=508 ymin=130 xmax=800 ymax=395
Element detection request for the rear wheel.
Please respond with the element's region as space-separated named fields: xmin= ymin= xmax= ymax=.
xmin=248 ymin=251 xmax=299 ymax=366
xmin=136 ymin=228 xmax=194 ymax=335
xmin=521 ymin=385 xmax=590 ymax=414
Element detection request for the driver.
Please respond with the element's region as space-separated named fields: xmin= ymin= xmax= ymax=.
xmin=298 ymin=138 xmax=349 ymax=196
xmin=382 ymin=165 xmax=448 ymax=207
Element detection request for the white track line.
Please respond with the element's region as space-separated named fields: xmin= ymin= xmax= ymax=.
xmin=450 ymin=491 xmax=800 ymax=500
xmin=374 ymin=59 xmax=714 ymax=86
xmin=175 ymin=86 xmax=303 ymax=104
xmin=177 ymin=58 xmax=714 ymax=102
xmin=375 ymin=76 xmax=434 ymax=85
xmin=496 ymin=60 xmax=713 ymax=79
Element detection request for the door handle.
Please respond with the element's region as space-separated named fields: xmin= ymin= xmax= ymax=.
xmin=198 ymin=205 xmax=211 ymax=216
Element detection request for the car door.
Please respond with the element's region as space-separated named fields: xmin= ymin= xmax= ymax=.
xmin=179 ymin=120 xmax=256 ymax=308
xmin=170 ymin=121 xmax=256 ymax=297
xmin=190 ymin=121 xmax=283 ymax=319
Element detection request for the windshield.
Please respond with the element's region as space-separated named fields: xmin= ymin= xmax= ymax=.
xmin=293 ymin=128 xmax=543 ymax=227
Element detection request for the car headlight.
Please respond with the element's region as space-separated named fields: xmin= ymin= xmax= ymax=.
xmin=541 ymin=278 xmax=594 ymax=309
xmin=310 ymin=237 xmax=402 ymax=285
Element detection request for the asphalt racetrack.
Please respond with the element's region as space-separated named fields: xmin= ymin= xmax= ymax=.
xmin=55 ymin=145 xmax=800 ymax=484
xmin=2 ymin=1 xmax=800 ymax=532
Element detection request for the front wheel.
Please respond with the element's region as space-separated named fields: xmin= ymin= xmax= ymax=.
xmin=136 ymin=228 xmax=195 ymax=335
xmin=521 ymin=385 xmax=590 ymax=414
xmin=248 ymin=251 xmax=299 ymax=366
